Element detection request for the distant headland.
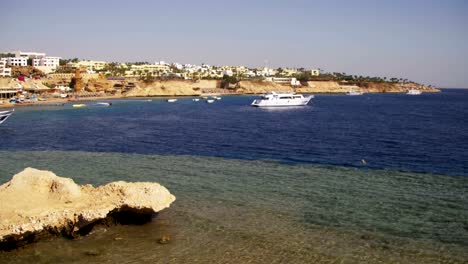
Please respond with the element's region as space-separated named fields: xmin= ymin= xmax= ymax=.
xmin=0 ymin=50 xmax=439 ymax=106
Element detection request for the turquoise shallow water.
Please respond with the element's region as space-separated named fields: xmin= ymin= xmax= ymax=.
xmin=0 ymin=151 xmax=467 ymax=263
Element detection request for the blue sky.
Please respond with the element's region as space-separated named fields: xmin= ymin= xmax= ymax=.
xmin=2 ymin=0 xmax=467 ymax=87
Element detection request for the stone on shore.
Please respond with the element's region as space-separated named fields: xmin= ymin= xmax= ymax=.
xmin=0 ymin=168 xmax=176 ymax=250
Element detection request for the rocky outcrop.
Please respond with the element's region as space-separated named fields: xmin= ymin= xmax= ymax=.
xmin=85 ymin=78 xmax=114 ymax=93
xmin=0 ymin=168 xmax=176 ymax=250
xmin=9 ymin=66 xmax=45 ymax=77
xmin=236 ymin=80 xmax=292 ymax=94
xmin=296 ymin=81 xmax=344 ymax=93
xmin=296 ymin=81 xmax=440 ymax=93
xmin=124 ymin=80 xmax=220 ymax=97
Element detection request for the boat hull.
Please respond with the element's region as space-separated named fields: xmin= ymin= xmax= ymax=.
xmin=251 ymin=97 xmax=312 ymax=107
xmin=0 ymin=109 xmax=14 ymax=124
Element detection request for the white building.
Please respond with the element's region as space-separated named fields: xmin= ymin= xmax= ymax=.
xmin=1 ymin=50 xmax=60 ymax=69
xmin=265 ymin=77 xmax=300 ymax=86
xmin=32 ymin=57 xmax=60 ymax=68
xmin=13 ymin=51 xmax=46 ymax=59
xmin=310 ymin=69 xmax=320 ymax=76
xmin=0 ymin=60 xmax=12 ymax=77
xmin=6 ymin=57 xmax=27 ymax=66
xmin=70 ymin=60 xmax=107 ymax=71
xmin=256 ymin=67 xmax=275 ymax=77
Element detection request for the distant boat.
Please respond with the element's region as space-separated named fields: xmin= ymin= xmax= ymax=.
xmin=72 ymin=104 xmax=86 ymax=108
xmin=206 ymin=99 xmax=215 ymax=104
xmin=407 ymin=89 xmax=422 ymax=95
xmin=192 ymin=98 xmax=200 ymax=102
xmin=251 ymin=91 xmax=313 ymax=107
xmin=346 ymin=89 xmax=363 ymax=96
xmin=214 ymin=96 xmax=222 ymax=100
xmin=167 ymin=99 xmax=177 ymax=103
xmin=0 ymin=109 xmax=14 ymax=125
xmin=96 ymin=102 xmax=111 ymax=106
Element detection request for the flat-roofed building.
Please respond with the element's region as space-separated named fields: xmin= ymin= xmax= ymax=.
xmin=0 ymin=60 xmax=12 ymax=77
xmin=14 ymin=51 xmax=46 ymax=59
xmin=33 ymin=57 xmax=60 ymax=68
xmin=125 ymin=64 xmax=170 ymax=77
xmin=6 ymin=57 xmax=27 ymax=66
xmin=70 ymin=60 xmax=108 ymax=71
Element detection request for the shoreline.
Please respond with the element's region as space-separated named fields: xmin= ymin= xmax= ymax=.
xmin=0 ymin=90 xmax=443 ymax=109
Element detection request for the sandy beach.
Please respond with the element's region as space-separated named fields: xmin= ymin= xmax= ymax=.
xmin=0 ymin=94 xmax=122 ymax=109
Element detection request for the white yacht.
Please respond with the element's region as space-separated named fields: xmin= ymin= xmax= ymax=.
xmin=251 ymin=91 xmax=313 ymax=107
xmin=167 ymin=99 xmax=177 ymax=103
xmin=407 ymin=89 xmax=422 ymax=95
xmin=346 ymin=89 xmax=363 ymax=96
xmin=0 ymin=109 xmax=14 ymax=125
xmin=96 ymin=102 xmax=111 ymax=106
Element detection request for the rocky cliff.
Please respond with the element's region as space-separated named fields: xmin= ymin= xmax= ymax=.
xmin=235 ymin=80 xmax=292 ymax=94
xmin=124 ymin=80 xmax=221 ymax=97
xmin=296 ymin=81 xmax=440 ymax=93
xmin=0 ymin=168 xmax=176 ymax=250
xmin=29 ymin=76 xmax=441 ymax=96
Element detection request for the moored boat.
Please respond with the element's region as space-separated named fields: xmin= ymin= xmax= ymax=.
xmin=96 ymin=102 xmax=111 ymax=106
xmin=0 ymin=109 xmax=14 ymax=125
xmin=251 ymin=91 xmax=313 ymax=107
xmin=167 ymin=99 xmax=177 ymax=103
xmin=206 ymin=99 xmax=215 ymax=103
xmin=407 ymin=89 xmax=422 ymax=95
xmin=192 ymin=98 xmax=200 ymax=102
xmin=346 ymin=89 xmax=363 ymax=96
xmin=72 ymin=104 xmax=86 ymax=108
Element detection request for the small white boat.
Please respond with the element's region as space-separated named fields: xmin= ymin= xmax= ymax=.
xmin=214 ymin=96 xmax=222 ymax=100
xmin=72 ymin=104 xmax=86 ymax=108
xmin=167 ymin=99 xmax=177 ymax=103
xmin=192 ymin=98 xmax=200 ymax=102
xmin=0 ymin=109 xmax=14 ymax=125
xmin=96 ymin=102 xmax=111 ymax=106
xmin=346 ymin=90 xmax=363 ymax=96
xmin=206 ymin=99 xmax=215 ymax=104
xmin=407 ymin=89 xmax=422 ymax=95
xmin=251 ymin=91 xmax=313 ymax=107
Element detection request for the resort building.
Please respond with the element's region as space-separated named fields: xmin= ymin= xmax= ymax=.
xmin=32 ymin=57 xmax=60 ymax=68
xmin=265 ymin=77 xmax=301 ymax=86
xmin=5 ymin=57 xmax=27 ymax=66
xmin=0 ymin=60 xmax=12 ymax=77
xmin=256 ymin=67 xmax=275 ymax=77
xmin=13 ymin=51 xmax=46 ymax=59
xmin=70 ymin=60 xmax=108 ymax=71
xmin=125 ymin=64 xmax=170 ymax=77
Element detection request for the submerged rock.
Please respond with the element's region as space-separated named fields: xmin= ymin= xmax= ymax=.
xmin=0 ymin=168 xmax=176 ymax=250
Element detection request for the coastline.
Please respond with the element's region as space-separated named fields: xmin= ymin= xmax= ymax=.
xmin=0 ymin=89 xmax=442 ymax=109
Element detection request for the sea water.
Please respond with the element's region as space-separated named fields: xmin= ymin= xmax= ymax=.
xmin=0 ymin=90 xmax=467 ymax=263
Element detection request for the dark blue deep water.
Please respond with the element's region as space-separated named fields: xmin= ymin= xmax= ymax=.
xmin=1 ymin=89 xmax=467 ymax=176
